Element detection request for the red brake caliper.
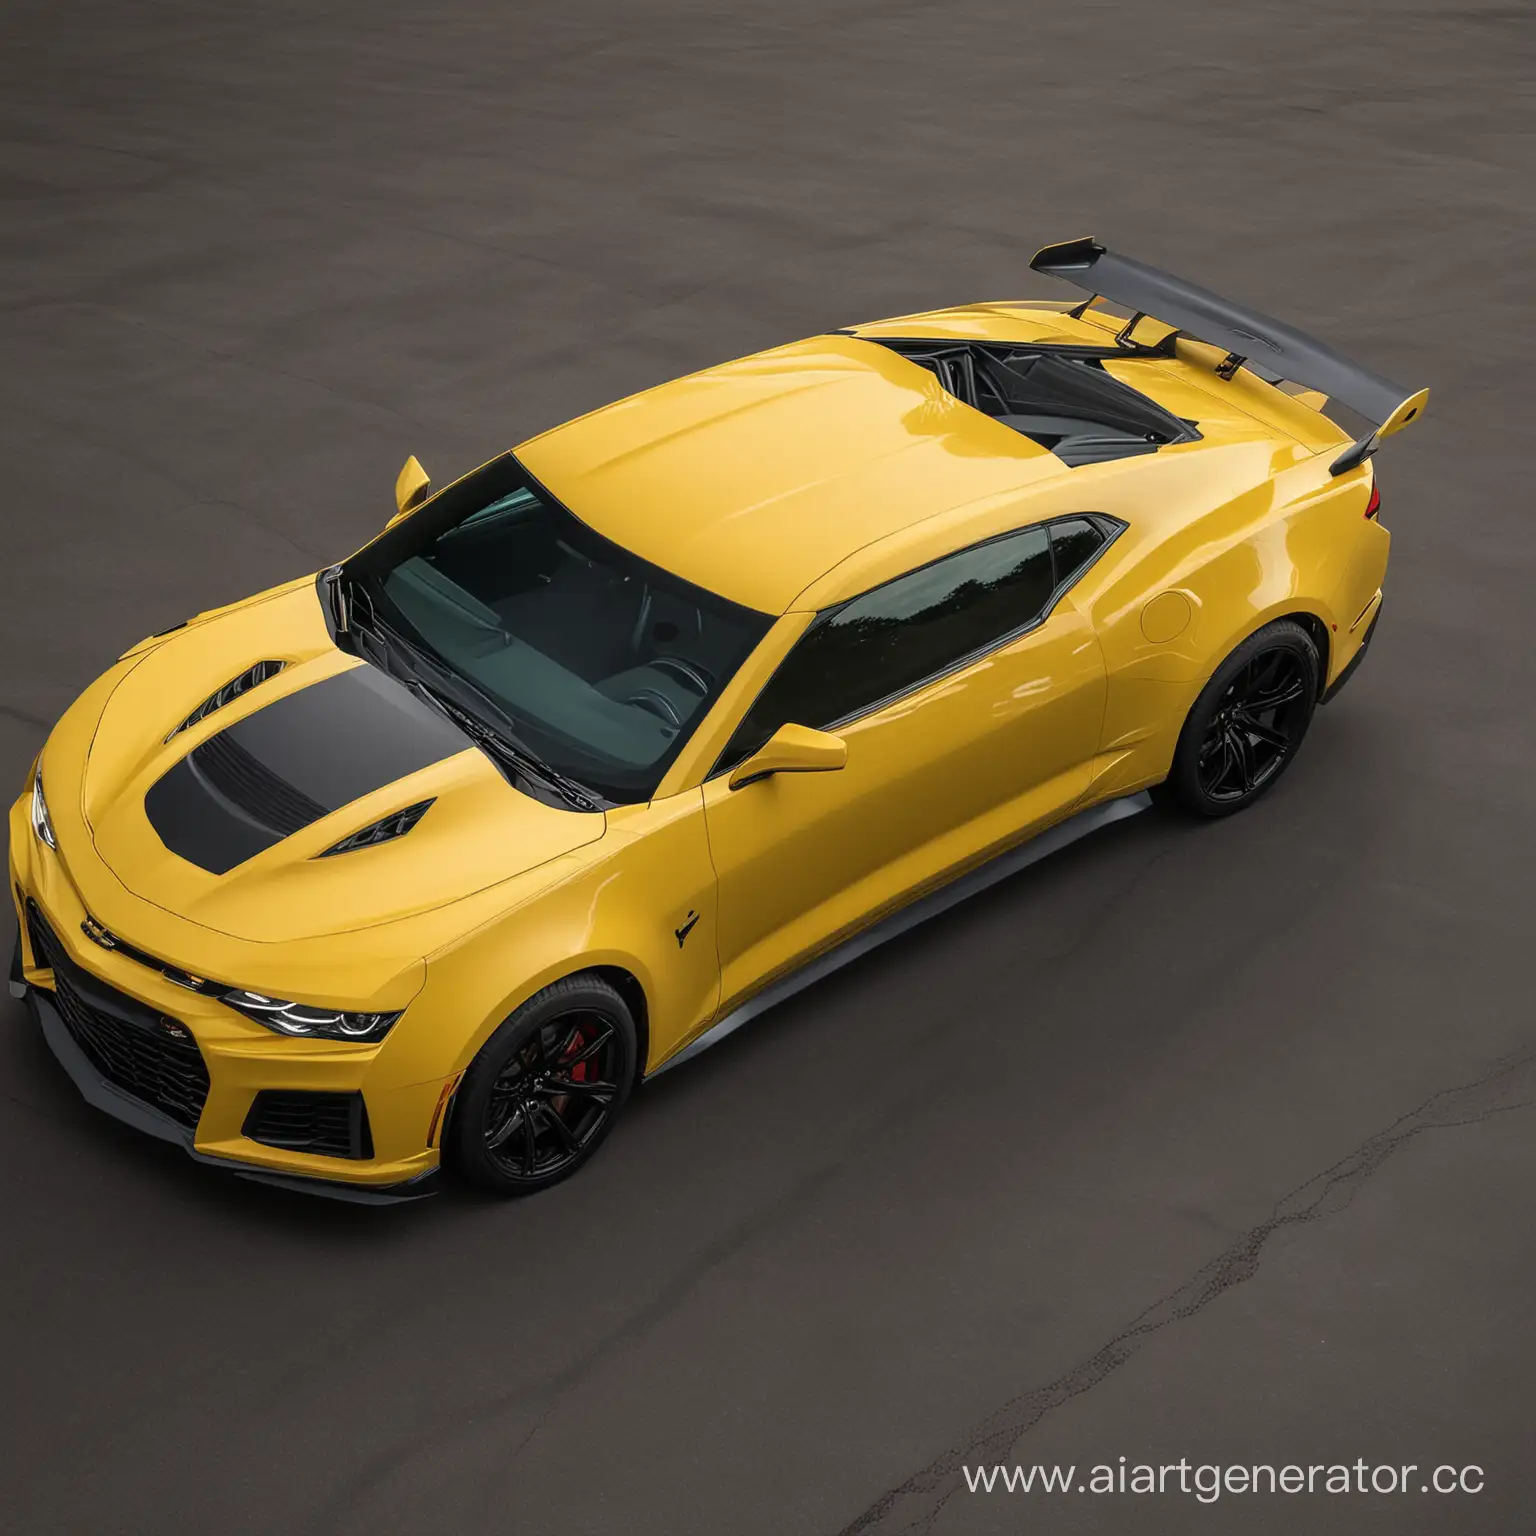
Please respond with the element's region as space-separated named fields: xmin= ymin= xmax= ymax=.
xmin=565 ymin=1027 xmax=588 ymax=1083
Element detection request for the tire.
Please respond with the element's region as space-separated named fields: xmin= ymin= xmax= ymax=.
xmin=446 ymin=974 xmax=637 ymax=1196
xmin=1158 ymin=619 xmax=1321 ymax=818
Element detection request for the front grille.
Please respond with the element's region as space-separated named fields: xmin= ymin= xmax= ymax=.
xmin=243 ymin=1090 xmax=373 ymax=1159
xmin=190 ymin=730 xmax=326 ymax=836
xmin=26 ymin=902 xmax=210 ymax=1131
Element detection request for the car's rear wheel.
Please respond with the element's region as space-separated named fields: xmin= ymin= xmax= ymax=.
xmin=1159 ymin=619 xmax=1320 ymax=817
xmin=446 ymin=975 xmax=637 ymax=1195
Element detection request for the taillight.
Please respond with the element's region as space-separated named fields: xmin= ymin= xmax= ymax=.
xmin=1364 ymin=480 xmax=1381 ymax=520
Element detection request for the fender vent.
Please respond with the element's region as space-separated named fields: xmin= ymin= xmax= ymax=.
xmin=168 ymin=659 xmax=285 ymax=740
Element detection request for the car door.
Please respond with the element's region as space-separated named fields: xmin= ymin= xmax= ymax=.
xmin=700 ymin=517 xmax=1114 ymax=1014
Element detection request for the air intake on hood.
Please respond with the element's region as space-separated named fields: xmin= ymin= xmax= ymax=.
xmin=145 ymin=665 xmax=471 ymax=874
xmin=168 ymin=659 xmax=285 ymax=740
xmin=319 ymin=799 xmax=435 ymax=857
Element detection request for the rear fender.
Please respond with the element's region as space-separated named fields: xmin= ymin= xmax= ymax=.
xmin=1088 ymin=472 xmax=1367 ymax=792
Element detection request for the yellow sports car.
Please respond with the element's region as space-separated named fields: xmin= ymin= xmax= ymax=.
xmin=10 ymin=239 xmax=1425 ymax=1201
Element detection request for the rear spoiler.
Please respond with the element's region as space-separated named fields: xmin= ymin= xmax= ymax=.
xmin=1030 ymin=237 xmax=1428 ymax=475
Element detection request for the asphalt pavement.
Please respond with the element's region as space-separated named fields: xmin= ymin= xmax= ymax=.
xmin=2 ymin=2 xmax=1533 ymax=1532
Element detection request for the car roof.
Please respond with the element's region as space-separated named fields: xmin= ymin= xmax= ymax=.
xmin=515 ymin=306 xmax=1318 ymax=614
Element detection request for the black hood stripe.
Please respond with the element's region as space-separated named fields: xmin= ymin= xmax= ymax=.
xmin=145 ymin=665 xmax=470 ymax=874
xmin=194 ymin=730 xmax=328 ymax=835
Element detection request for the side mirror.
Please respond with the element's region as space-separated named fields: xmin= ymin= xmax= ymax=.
xmin=389 ymin=456 xmax=432 ymax=525
xmin=727 ymin=723 xmax=847 ymax=791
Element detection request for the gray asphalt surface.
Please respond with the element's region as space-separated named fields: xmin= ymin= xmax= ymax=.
xmin=2 ymin=3 xmax=1533 ymax=1533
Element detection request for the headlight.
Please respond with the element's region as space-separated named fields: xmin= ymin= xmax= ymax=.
xmin=30 ymin=766 xmax=57 ymax=850
xmin=221 ymin=989 xmax=402 ymax=1042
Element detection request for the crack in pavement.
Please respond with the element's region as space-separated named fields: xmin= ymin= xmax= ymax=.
xmin=0 ymin=700 xmax=50 ymax=728
xmin=299 ymin=1156 xmax=850 ymax=1536
xmin=836 ymin=1042 xmax=1536 ymax=1536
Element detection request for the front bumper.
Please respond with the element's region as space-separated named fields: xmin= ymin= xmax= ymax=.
xmin=17 ymin=964 xmax=438 ymax=1203
xmin=9 ymin=836 xmax=449 ymax=1203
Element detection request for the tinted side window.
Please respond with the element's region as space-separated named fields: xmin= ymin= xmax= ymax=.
xmin=720 ymin=525 xmax=1055 ymax=769
xmin=1049 ymin=517 xmax=1106 ymax=582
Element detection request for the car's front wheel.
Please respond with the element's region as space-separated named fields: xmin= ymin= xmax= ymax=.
xmin=446 ymin=974 xmax=637 ymax=1195
xmin=1159 ymin=619 xmax=1321 ymax=817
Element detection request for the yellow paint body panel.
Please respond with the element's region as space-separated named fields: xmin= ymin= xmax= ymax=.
xmin=518 ymin=334 xmax=1066 ymax=614
xmin=10 ymin=293 xmax=1395 ymax=1192
xmin=700 ymin=598 xmax=1106 ymax=1026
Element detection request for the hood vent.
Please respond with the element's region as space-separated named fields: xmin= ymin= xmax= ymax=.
xmin=319 ymin=799 xmax=434 ymax=858
xmin=167 ymin=659 xmax=285 ymax=740
xmin=145 ymin=666 xmax=468 ymax=874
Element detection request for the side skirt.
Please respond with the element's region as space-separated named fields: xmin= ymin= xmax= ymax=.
xmin=648 ymin=791 xmax=1151 ymax=1078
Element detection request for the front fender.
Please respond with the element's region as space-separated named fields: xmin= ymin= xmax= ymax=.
xmin=383 ymin=792 xmax=721 ymax=1087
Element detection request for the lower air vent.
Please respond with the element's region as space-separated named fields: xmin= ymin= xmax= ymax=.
xmin=168 ymin=659 xmax=285 ymax=740
xmin=243 ymin=1090 xmax=373 ymax=1159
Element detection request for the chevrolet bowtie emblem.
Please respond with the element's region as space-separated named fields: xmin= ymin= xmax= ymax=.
xmin=80 ymin=916 xmax=117 ymax=950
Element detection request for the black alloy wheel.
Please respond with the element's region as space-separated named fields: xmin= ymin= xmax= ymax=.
xmin=447 ymin=975 xmax=637 ymax=1195
xmin=484 ymin=1014 xmax=620 ymax=1174
xmin=1197 ymin=647 xmax=1311 ymax=802
xmin=1160 ymin=619 xmax=1321 ymax=817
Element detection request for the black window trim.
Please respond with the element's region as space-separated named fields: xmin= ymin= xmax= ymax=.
xmin=711 ymin=512 xmax=1127 ymax=777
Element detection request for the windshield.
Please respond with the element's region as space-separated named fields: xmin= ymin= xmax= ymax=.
xmin=344 ymin=455 xmax=772 ymax=805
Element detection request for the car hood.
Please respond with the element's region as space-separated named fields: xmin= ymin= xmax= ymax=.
xmin=82 ymin=583 xmax=605 ymax=942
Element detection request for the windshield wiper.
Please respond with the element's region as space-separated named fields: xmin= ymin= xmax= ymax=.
xmin=342 ymin=577 xmax=602 ymax=813
xmin=408 ymin=679 xmax=601 ymax=814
